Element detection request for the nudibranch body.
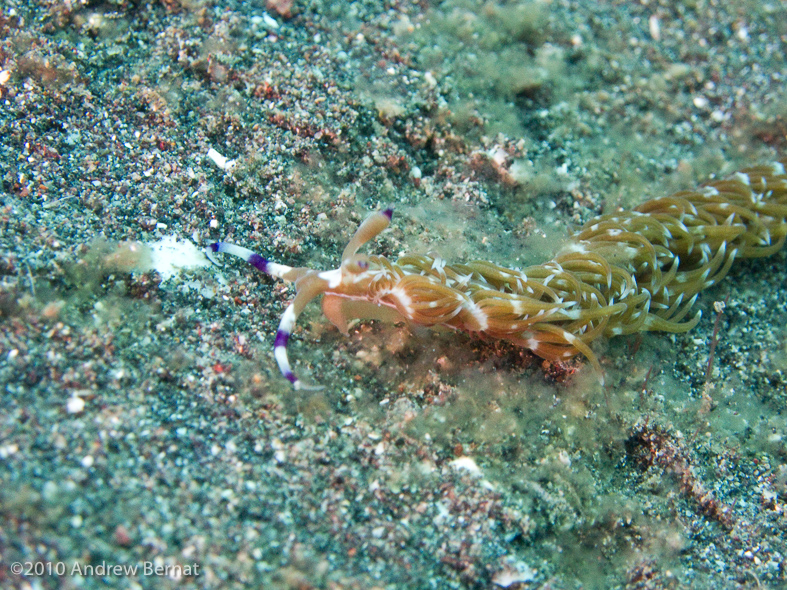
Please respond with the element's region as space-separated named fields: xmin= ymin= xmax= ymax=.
xmin=209 ymin=158 xmax=787 ymax=389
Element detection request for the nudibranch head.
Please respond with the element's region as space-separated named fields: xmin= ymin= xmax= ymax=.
xmin=208 ymin=208 xmax=394 ymax=390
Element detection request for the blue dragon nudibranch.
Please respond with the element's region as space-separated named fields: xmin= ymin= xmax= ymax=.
xmin=208 ymin=158 xmax=787 ymax=389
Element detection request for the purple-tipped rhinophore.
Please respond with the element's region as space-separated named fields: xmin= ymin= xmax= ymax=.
xmin=382 ymin=207 xmax=393 ymax=220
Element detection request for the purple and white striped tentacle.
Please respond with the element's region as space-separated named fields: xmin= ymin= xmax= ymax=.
xmin=273 ymin=290 xmax=326 ymax=391
xmin=207 ymin=242 xmax=295 ymax=280
xmin=273 ymin=304 xmax=302 ymax=389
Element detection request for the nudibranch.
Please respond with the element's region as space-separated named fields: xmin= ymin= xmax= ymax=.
xmin=208 ymin=158 xmax=787 ymax=389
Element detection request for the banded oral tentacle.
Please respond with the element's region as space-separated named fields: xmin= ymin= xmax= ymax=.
xmin=206 ymin=242 xmax=308 ymax=282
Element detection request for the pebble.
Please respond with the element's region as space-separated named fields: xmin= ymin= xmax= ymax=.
xmin=66 ymin=395 xmax=85 ymax=414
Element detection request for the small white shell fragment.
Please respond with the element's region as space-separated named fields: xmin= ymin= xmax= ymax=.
xmin=448 ymin=456 xmax=482 ymax=476
xmin=206 ymin=148 xmax=236 ymax=171
xmin=66 ymin=395 xmax=85 ymax=414
xmin=424 ymin=71 xmax=437 ymax=88
xmin=492 ymin=559 xmax=537 ymax=587
xmin=693 ymin=95 xmax=709 ymax=109
xmin=0 ymin=444 xmax=19 ymax=458
xmin=262 ymin=13 xmax=279 ymax=29
xmin=648 ymin=15 xmax=660 ymax=41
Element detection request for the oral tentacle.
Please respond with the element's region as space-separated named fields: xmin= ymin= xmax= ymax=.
xmin=272 ymin=272 xmax=331 ymax=390
xmin=207 ymin=242 xmax=310 ymax=282
xmin=274 ymin=304 xmax=324 ymax=391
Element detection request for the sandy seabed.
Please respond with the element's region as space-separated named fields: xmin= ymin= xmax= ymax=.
xmin=1 ymin=0 xmax=787 ymax=588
